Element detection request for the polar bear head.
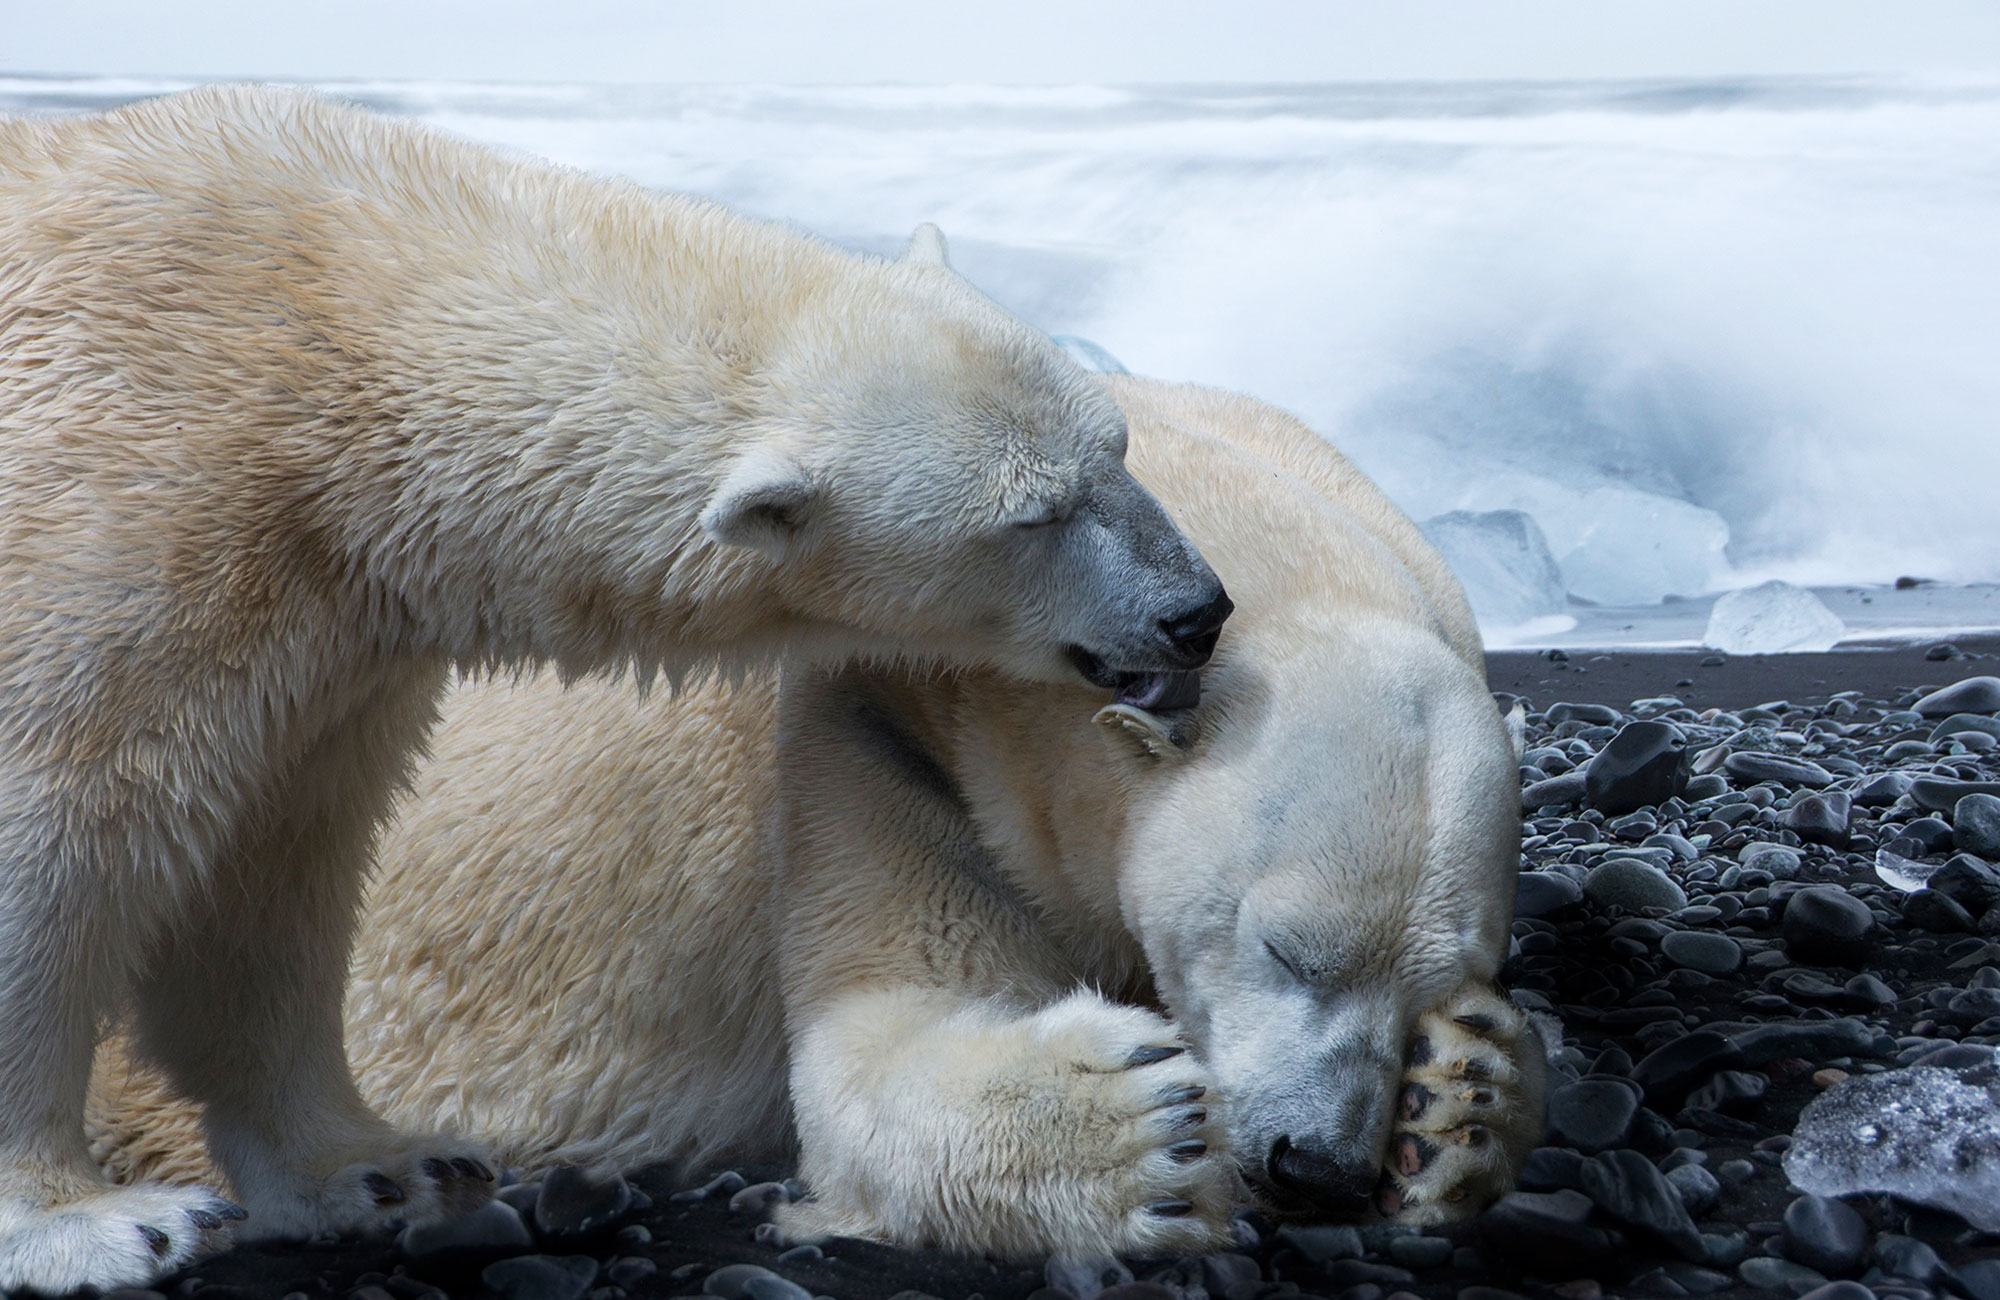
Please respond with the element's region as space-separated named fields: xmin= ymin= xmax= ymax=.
xmin=1071 ymin=388 xmax=1541 ymax=1221
xmin=698 ymin=227 xmax=1230 ymax=688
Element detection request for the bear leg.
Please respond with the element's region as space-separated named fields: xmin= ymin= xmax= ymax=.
xmin=131 ymin=800 xmax=493 ymax=1243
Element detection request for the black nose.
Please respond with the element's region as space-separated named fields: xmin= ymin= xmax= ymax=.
xmin=1266 ymin=1134 xmax=1376 ymax=1213
xmin=1159 ymin=588 xmax=1234 ymax=665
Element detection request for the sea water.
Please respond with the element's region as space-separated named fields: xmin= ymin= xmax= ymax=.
xmin=7 ymin=74 xmax=1997 ymax=648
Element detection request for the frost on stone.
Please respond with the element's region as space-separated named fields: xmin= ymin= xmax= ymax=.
xmin=1420 ymin=509 xmax=1567 ymax=628
xmin=1702 ymin=580 xmax=1847 ymax=655
xmin=1784 ymin=1065 xmax=2000 ymax=1231
xmin=1874 ymin=847 xmax=1939 ymax=893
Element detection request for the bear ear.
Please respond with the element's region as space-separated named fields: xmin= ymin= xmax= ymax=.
xmin=903 ymin=222 xmax=951 ymax=268
xmin=1504 ymin=701 xmax=1527 ymax=762
xmin=699 ymin=449 xmax=817 ymax=563
xmin=1093 ymin=703 xmax=1195 ymax=765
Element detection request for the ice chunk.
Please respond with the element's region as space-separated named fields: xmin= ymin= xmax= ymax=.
xmin=1874 ymin=847 xmax=1939 ymax=893
xmin=1784 ymin=1065 xmax=2000 ymax=1232
xmin=1420 ymin=509 xmax=1567 ymax=628
xmin=1703 ymin=580 xmax=1846 ymax=655
xmin=1549 ymin=487 xmax=1731 ymax=607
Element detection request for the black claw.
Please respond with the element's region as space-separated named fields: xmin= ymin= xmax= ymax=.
xmin=1164 ymin=1104 xmax=1207 ymax=1131
xmin=451 ymin=1156 xmax=493 ymax=1181
xmin=1126 ymin=1044 xmax=1186 ymax=1069
xmin=139 ymin=1223 xmax=172 ymax=1257
xmin=1460 ymin=1058 xmax=1493 ymax=1082
xmin=1399 ymin=1083 xmax=1433 ymax=1122
xmin=209 ymin=1198 xmax=248 ymax=1222
xmin=1453 ymin=1012 xmax=1499 ymax=1035
xmin=1145 ymin=1199 xmax=1195 ymax=1218
xmin=1465 ymin=1124 xmax=1491 ymax=1147
xmin=363 ymin=1171 xmax=407 ymax=1206
xmin=1156 ymin=1084 xmax=1206 ymax=1106
xmin=189 ymin=1209 xmax=222 ymax=1230
xmin=1470 ymin=1088 xmax=1497 ymax=1107
xmin=1406 ymin=1035 xmax=1434 ymax=1068
xmin=1166 ymin=1139 xmax=1207 ymax=1163
xmin=421 ymin=1157 xmax=452 ymax=1181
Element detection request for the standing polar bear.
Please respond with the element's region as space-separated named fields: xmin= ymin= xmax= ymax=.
xmin=0 ymin=88 xmax=1227 ymax=1292
xmin=97 ymin=376 xmax=1548 ymax=1262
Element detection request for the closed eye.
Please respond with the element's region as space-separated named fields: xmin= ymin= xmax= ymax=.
xmin=1264 ymin=939 xmax=1311 ymax=985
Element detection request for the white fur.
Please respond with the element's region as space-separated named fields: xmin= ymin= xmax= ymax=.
xmin=92 ymin=376 xmax=1546 ymax=1261
xmin=0 ymin=87 xmax=1222 ymax=1292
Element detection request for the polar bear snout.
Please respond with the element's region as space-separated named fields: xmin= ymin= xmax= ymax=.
xmin=1265 ymin=1132 xmax=1381 ymax=1213
xmin=1158 ymin=587 xmax=1234 ymax=666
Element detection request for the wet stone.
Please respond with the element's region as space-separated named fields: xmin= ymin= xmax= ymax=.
xmin=1586 ymin=722 xmax=1691 ymax=816
xmin=1911 ymin=676 xmax=2000 ymax=717
xmin=483 ymin=1256 xmax=599 ymax=1300
xmin=1545 ymin=1079 xmax=1640 ymax=1154
xmin=1662 ymin=931 xmax=1743 ymax=975
xmin=1738 ymin=1257 xmax=1830 ymax=1294
xmin=1517 ymin=870 xmax=1585 ymax=918
xmin=1725 ymin=752 xmax=1835 ymax=788
xmin=1475 ymin=1189 xmax=1620 ymax=1267
xmin=1781 ymin=1194 xmax=1871 ymax=1278
xmin=533 ymin=1167 xmax=632 ymax=1239
xmin=397 ymin=1199 xmax=533 ymax=1260
xmin=1666 ymin=1163 xmax=1720 ymax=1217
xmin=1931 ymin=855 xmax=2000 ymax=917
xmin=1955 ymin=793 xmax=2000 ymax=860
xmin=1579 ymin=1149 xmax=1704 ymax=1259
xmin=1685 ymin=1069 xmax=1768 ymax=1117
xmin=1783 ymin=793 xmax=1853 ymax=848
xmin=1584 ymin=858 xmax=1688 ymax=913
xmin=1782 ymin=886 xmax=1877 ymax=966
xmin=1903 ymin=889 xmax=1976 ymax=934
xmin=1632 ymin=1031 xmax=1745 ymax=1109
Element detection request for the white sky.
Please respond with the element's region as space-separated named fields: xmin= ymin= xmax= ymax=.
xmin=6 ymin=0 xmax=2000 ymax=84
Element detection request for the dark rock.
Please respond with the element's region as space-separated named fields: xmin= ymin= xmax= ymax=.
xmin=1931 ymin=855 xmax=2000 ymax=917
xmin=1661 ymin=931 xmax=1743 ymax=975
xmin=1852 ymin=772 xmax=1914 ymax=807
xmin=1794 ymin=1285 xmax=1877 ymax=1300
xmin=1959 ymin=1258 xmax=2000 ymax=1300
xmin=1516 ymin=871 xmax=1584 ymax=918
xmin=1782 ymin=793 xmax=1852 ymax=848
xmin=1579 ymin=1149 xmax=1704 ymax=1259
xmin=1903 ymin=889 xmax=1976 ymax=934
xmin=1523 ymin=771 xmax=1589 ymax=810
xmin=1517 ymin=1147 xmax=1588 ymax=1192
xmin=1729 ymin=1018 xmax=1882 ymax=1066
xmin=1197 ymin=1257 xmax=1257 ymax=1297
xmin=1737 ymin=1257 xmax=1830 ymax=1293
xmin=1911 ymin=676 xmax=2000 ymax=717
xmin=1584 ymin=858 xmax=1688 ymax=913
xmin=482 ymin=1256 xmax=599 ymax=1300
xmin=397 ymin=1199 xmax=533 ymax=1261
xmin=1666 ymin=1163 xmax=1720 ymax=1217
xmin=1912 ymin=778 xmax=2000 ymax=814
xmin=1955 ymin=793 xmax=2000 ymax=860
xmin=533 ymin=1167 xmax=632 ymax=1239
xmin=1544 ymin=1080 xmax=1640 ymax=1154
xmin=1725 ymin=752 xmax=1834 ymax=788
xmin=1872 ymin=1233 xmax=1953 ymax=1285
xmin=1781 ymin=1194 xmax=1871 ymax=1278
xmin=1931 ymin=713 xmax=2000 ymax=743
xmin=1585 ymin=722 xmax=1690 ymax=816
xmin=1475 ymin=1189 xmax=1619 ymax=1266
xmin=607 ymin=1258 xmax=657 ymax=1288
xmin=1902 ymin=817 xmax=1958 ymax=855
xmin=1274 ymin=1223 xmax=1363 ymax=1263
xmin=727 ymin=1181 xmax=791 ymax=1216
xmin=1685 ymin=1069 xmax=1768 ymax=1117
xmin=1840 ymin=973 xmax=1897 ymax=1010
xmin=1550 ymin=702 xmax=1623 ymax=726
xmin=1385 ymin=1236 xmax=1452 ymax=1270
xmin=1782 ymin=886 xmax=1877 ymax=966
xmin=1632 ymin=1031 xmax=1745 ymax=1109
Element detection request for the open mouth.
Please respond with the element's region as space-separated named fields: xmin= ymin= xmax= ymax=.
xmin=1065 ymin=647 xmax=1203 ymax=711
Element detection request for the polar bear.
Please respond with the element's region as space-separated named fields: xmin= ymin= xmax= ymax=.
xmin=90 ymin=376 xmax=1544 ymax=1262
xmin=0 ymin=89 xmax=1227 ymax=1292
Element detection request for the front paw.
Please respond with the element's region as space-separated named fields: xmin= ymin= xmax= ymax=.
xmin=784 ymin=991 xmax=1239 ymax=1260
xmin=0 ymin=1181 xmax=244 ymax=1293
xmin=237 ymin=1134 xmax=494 ymax=1241
xmin=1375 ymin=983 xmax=1547 ymax=1226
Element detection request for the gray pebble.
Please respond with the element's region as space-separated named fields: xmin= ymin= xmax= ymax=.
xmin=1955 ymin=793 xmax=2000 ymax=859
xmin=1585 ymin=858 xmax=1688 ymax=913
xmin=1662 ymin=931 xmax=1743 ymax=975
xmin=483 ymin=1256 xmax=600 ymax=1300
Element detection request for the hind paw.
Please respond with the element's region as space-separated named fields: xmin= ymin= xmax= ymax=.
xmin=235 ymin=1133 xmax=494 ymax=1241
xmin=0 ymin=1181 xmax=242 ymax=1293
xmin=1374 ymin=983 xmax=1546 ymax=1226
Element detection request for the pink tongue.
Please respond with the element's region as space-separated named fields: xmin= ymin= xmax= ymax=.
xmin=1114 ymin=670 xmax=1202 ymax=711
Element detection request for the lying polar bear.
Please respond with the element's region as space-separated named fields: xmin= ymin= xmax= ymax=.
xmin=92 ymin=375 xmax=1544 ymax=1260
